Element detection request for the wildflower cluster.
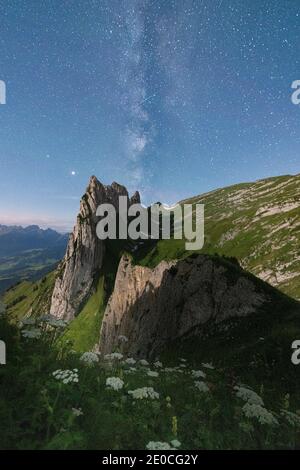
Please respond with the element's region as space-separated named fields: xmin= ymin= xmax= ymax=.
xmin=104 ymin=352 xmax=123 ymax=361
xmin=124 ymin=357 xmax=136 ymax=365
xmin=242 ymin=402 xmax=279 ymax=426
xmin=128 ymin=387 xmax=159 ymax=400
xmin=194 ymin=381 xmax=209 ymax=393
xmin=147 ymin=370 xmax=159 ymax=378
xmin=106 ymin=377 xmax=124 ymax=391
xmin=280 ymin=409 xmax=300 ymax=427
xmin=72 ymin=407 xmax=83 ymax=417
xmin=191 ymin=369 xmax=206 ymax=379
xmin=234 ymin=385 xmax=264 ymax=406
xmin=146 ymin=441 xmax=175 ymax=450
xmin=52 ymin=369 xmax=79 ymax=384
xmin=80 ymin=352 xmax=99 ymax=365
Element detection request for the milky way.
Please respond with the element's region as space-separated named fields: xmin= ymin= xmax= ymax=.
xmin=0 ymin=0 xmax=299 ymax=230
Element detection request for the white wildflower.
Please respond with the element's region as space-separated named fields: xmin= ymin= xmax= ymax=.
xmin=106 ymin=377 xmax=124 ymax=391
xmin=242 ymin=403 xmax=278 ymax=426
xmin=170 ymin=439 xmax=181 ymax=448
xmin=194 ymin=381 xmax=209 ymax=393
xmin=281 ymin=409 xmax=300 ymax=427
xmin=80 ymin=351 xmax=99 ymax=365
xmin=154 ymin=361 xmax=163 ymax=368
xmin=52 ymin=369 xmax=79 ymax=384
xmin=202 ymin=362 xmax=214 ymax=369
xmin=164 ymin=367 xmax=178 ymax=373
xmin=124 ymin=367 xmax=137 ymax=374
xmin=191 ymin=369 xmax=206 ymax=379
xmin=124 ymin=357 xmax=136 ymax=365
xmin=128 ymin=387 xmax=159 ymax=400
xmin=72 ymin=407 xmax=83 ymax=417
xmin=104 ymin=352 xmax=123 ymax=361
xmin=147 ymin=370 xmax=159 ymax=378
xmin=139 ymin=359 xmax=149 ymax=366
xmin=21 ymin=328 xmax=41 ymax=339
xmin=146 ymin=441 xmax=174 ymax=450
xmin=234 ymin=385 xmax=264 ymax=406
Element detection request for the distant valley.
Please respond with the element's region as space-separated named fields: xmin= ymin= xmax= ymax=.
xmin=0 ymin=225 xmax=68 ymax=293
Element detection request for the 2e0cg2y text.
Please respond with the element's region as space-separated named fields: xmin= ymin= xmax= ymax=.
xmin=102 ymin=454 xmax=199 ymax=466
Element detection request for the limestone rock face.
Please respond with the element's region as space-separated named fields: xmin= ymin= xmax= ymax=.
xmin=99 ymin=254 xmax=269 ymax=358
xmin=50 ymin=176 xmax=139 ymax=321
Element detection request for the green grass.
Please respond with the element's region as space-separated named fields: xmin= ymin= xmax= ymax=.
xmin=59 ymin=276 xmax=105 ymax=352
xmin=2 ymin=270 xmax=56 ymax=323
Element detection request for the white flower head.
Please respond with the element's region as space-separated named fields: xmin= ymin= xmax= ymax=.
xmin=139 ymin=359 xmax=149 ymax=366
xmin=170 ymin=439 xmax=181 ymax=448
xmin=52 ymin=368 xmax=79 ymax=384
xmin=124 ymin=357 xmax=136 ymax=365
xmin=194 ymin=381 xmax=209 ymax=393
xmin=242 ymin=403 xmax=278 ymax=426
xmin=72 ymin=407 xmax=83 ymax=417
xmin=128 ymin=387 xmax=159 ymax=400
xmin=164 ymin=367 xmax=178 ymax=373
xmin=104 ymin=352 xmax=123 ymax=361
xmin=281 ymin=409 xmax=300 ymax=427
xmin=106 ymin=376 xmax=124 ymax=391
xmin=191 ymin=369 xmax=206 ymax=379
xmin=154 ymin=361 xmax=163 ymax=368
xmin=146 ymin=441 xmax=174 ymax=450
xmin=147 ymin=370 xmax=159 ymax=377
xmin=234 ymin=385 xmax=264 ymax=406
xmin=202 ymin=362 xmax=214 ymax=370
xmin=80 ymin=352 xmax=99 ymax=365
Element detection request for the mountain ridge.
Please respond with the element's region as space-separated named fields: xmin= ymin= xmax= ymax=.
xmin=2 ymin=172 xmax=299 ymax=354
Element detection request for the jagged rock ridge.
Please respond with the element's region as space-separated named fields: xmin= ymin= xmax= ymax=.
xmin=50 ymin=176 xmax=140 ymax=320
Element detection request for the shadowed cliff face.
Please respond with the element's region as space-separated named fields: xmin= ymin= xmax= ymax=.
xmin=50 ymin=176 xmax=140 ymax=321
xmin=99 ymin=253 xmax=295 ymax=358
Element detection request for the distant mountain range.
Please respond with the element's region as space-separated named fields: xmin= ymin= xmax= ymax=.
xmin=3 ymin=173 xmax=299 ymax=354
xmin=0 ymin=224 xmax=68 ymax=258
xmin=0 ymin=224 xmax=68 ymax=293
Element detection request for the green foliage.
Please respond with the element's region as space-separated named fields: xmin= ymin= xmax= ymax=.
xmin=59 ymin=276 xmax=105 ymax=352
xmin=0 ymin=314 xmax=300 ymax=450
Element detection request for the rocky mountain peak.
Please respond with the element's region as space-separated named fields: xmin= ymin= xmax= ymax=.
xmin=50 ymin=176 xmax=139 ymax=321
xmin=130 ymin=190 xmax=141 ymax=205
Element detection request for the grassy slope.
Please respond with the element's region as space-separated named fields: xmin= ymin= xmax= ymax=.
xmin=134 ymin=174 xmax=300 ymax=299
xmin=58 ymin=239 xmax=124 ymax=351
xmin=59 ymin=276 xmax=105 ymax=352
xmin=2 ymin=270 xmax=57 ymax=323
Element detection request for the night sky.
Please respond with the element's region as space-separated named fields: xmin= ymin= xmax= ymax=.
xmin=0 ymin=0 xmax=299 ymax=231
